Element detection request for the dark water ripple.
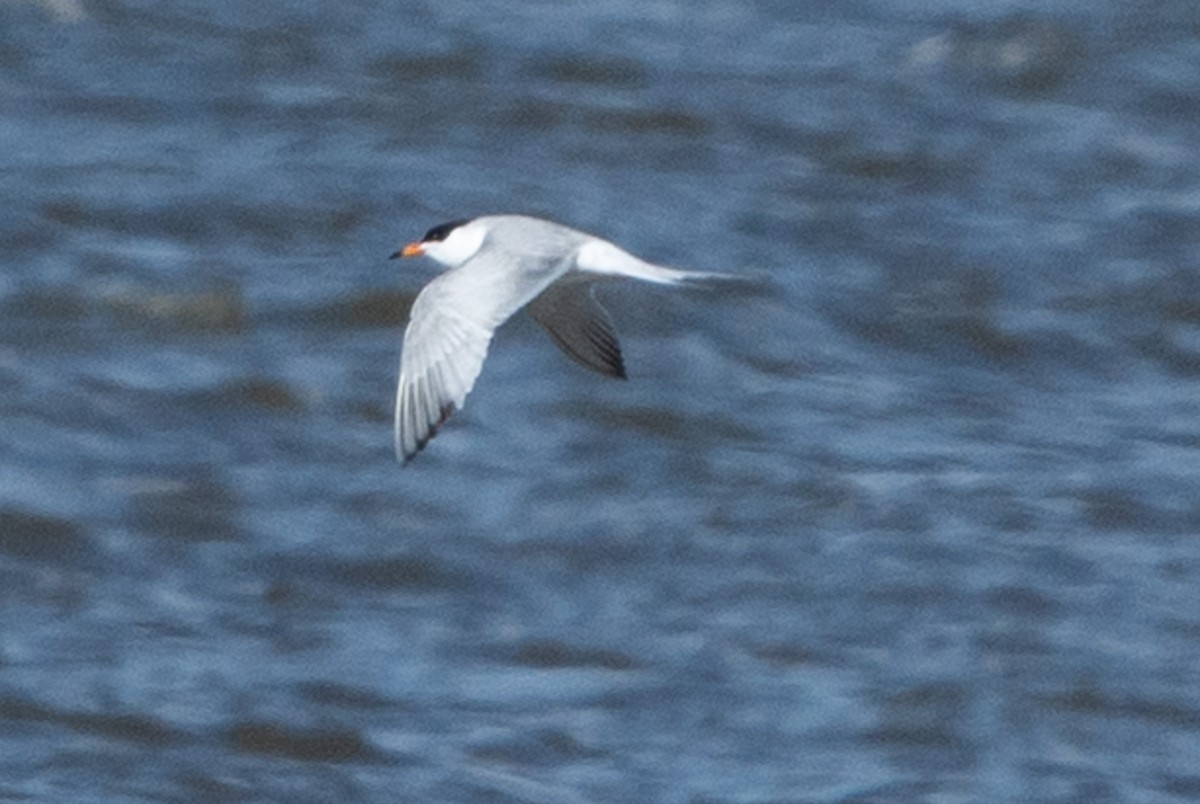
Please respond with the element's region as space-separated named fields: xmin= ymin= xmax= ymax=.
xmin=3 ymin=0 xmax=1200 ymax=801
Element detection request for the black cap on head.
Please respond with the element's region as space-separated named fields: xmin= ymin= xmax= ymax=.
xmin=422 ymin=219 xmax=472 ymax=243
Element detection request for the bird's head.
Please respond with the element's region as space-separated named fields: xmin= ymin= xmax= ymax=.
xmin=390 ymin=218 xmax=485 ymax=268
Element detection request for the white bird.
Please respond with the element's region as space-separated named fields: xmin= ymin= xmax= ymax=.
xmin=389 ymin=214 xmax=727 ymax=463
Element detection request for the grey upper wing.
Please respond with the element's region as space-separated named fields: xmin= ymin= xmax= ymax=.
xmin=526 ymin=282 xmax=626 ymax=379
xmin=394 ymin=249 xmax=570 ymax=463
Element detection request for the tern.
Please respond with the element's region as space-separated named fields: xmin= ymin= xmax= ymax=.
xmin=389 ymin=214 xmax=727 ymax=463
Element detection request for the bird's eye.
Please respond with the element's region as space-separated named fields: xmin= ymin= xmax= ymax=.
xmin=422 ymin=219 xmax=471 ymax=243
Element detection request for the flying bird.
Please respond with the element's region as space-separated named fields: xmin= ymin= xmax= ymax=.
xmin=389 ymin=214 xmax=726 ymax=463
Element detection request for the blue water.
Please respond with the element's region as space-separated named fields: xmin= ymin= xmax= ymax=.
xmin=3 ymin=0 xmax=1200 ymax=801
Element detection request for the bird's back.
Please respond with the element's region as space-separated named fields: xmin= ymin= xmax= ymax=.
xmin=474 ymin=215 xmax=592 ymax=261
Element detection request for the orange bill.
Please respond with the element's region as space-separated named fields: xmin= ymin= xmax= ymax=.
xmin=390 ymin=242 xmax=424 ymax=259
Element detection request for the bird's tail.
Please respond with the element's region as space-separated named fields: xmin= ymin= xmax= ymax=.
xmin=576 ymin=240 xmax=739 ymax=286
xmin=630 ymin=263 xmax=739 ymax=286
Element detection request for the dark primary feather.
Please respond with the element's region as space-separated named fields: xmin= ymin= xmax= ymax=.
xmin=526 ymin=283 xmax=627 ymax=379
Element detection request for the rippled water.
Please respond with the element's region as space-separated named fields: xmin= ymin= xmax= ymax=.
xmin=3 ymin=0 xmax=1200 ymax=801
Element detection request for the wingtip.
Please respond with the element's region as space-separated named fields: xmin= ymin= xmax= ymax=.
xmin=394 ymin=439 xmax=416 ymax=465
xmin=395 ymin=439 xmax=428 ymax=466
xmin=395 ymin=432 xmax=432 ymax=466
xmin=393 ymin=401 xmax=458 ymax=465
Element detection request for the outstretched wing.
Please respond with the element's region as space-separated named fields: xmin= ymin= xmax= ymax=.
xmin=526 ymin=282 xmax=626 ymax=379
xmin=394 ymin=291 xmax=490 ymax=463
xmin=394 ymin=250 xmax=569 ymax=463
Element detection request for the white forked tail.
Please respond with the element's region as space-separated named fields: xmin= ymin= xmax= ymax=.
xmin=575 ymin=240 xmax=733 ymax=286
